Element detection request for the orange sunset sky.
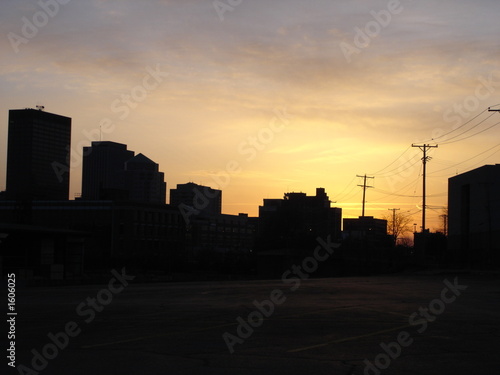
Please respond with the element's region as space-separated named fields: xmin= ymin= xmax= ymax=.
xmin=1 ymin=0 xmax=500 ymax=235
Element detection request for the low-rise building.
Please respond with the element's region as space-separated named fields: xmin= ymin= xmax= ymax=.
xmin=0 ymin=200 xmax=185 ymax=277
xmin=448 ymin=164 xmax=500 ymax=267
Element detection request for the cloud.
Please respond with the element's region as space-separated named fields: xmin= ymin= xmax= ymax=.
xmin=1 ymin=0 xmax=500 ymax=224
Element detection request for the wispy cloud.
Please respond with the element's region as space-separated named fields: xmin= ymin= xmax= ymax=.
xmin=1 ymin=0 xmax=500 ymax=225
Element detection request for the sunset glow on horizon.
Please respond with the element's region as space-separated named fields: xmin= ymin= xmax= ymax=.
xmin=2 ymin=0 xmax=500 ymax=234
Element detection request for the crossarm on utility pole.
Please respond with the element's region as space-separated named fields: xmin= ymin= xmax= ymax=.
xmin=357 ymin=174 xmax=374 ymax=217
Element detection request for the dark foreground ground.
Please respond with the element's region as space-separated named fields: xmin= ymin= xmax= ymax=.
xmin=6 ymin=271 xmax=500 ymax=375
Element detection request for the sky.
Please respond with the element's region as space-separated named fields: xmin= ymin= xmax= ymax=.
xmin=1 ymin=0 xmax=500 ymax=234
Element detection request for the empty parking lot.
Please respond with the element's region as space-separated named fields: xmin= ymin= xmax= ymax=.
xmin=8 ymin=272 xmax=500 ymax=375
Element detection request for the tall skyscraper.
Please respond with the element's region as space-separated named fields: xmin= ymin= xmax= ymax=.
xmin=6 ymin=108 xmax=72 ymax=201
xmin=81 ymin=141 xmax=134 ymax=200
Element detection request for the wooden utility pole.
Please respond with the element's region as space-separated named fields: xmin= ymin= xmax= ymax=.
xmin=357 ymin=174 xmax=374 ymax=217
xmin=411 ymin=144 xmax=438 ymax=232
xmin=388 ymin=208 xmax=400 ymax=242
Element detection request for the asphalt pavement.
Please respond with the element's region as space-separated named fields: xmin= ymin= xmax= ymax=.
xmin=6 ymin=271 xmax=500 ymax=375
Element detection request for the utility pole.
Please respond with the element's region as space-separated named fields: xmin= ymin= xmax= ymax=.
xmin=388 ymin=208 xmax=400 ymax=243
xmin=357 ymin=174 xmax=374 ymax=217
xmin=411 ymin=144 xmax=438 ymax=233
xmin=439 ymin=214 xmax=448 ymax=236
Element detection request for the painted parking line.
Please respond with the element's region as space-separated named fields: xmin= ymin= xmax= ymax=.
xmin=359 ymin=306 xmax=410 ymax=318
xmin=288 ymin=324 xmax=412 ymax=353
xmin=287 ymin=305 xmax=411 ymax=352
xmin=278 ymin=305 xmax=360 ymax=319
xmin=81 ymin=322 xmax=239 ymax=349
xmin=82 ymin=305 xmax=390 ymax=350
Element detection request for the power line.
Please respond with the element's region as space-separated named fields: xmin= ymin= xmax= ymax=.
xmin=338 ymin=106 xmax=500 ymax=211
xmin=370 ymin=175 xmax=421 ymax=202
xmin=372 ymin=188 xmax=446 ymax=198
xmin=369 ymin=146 xmax=413 ymax=175
xmin=334 ymin=176 xmax=357 ymax=202
xmin=340 ymin=186 xmax=362 ymax=203
xmin=428 ymin=142 xmax=500 ymax=176
xmin=440 ymin=116 xmax=499 ymax=145
xmin=373 ymin=153 xmax=421 ymax=178
xmin=421 ymin=108 xmax=489 ymax=143
xmin=370 ymin=162 xmax=423 ymax=202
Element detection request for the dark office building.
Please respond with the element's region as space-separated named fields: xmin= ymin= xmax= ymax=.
xmin=343 ymin=216 xmax=388 ymax=240
xmin=81 ymin=142 xmax=166 ymax=204
xmin=342 ymin=216 xmax=393 ymax=271
xmin=170 ymin=182 xmax=222 ymax=217
xmin=255 ymin=188 xmax=342 ymax=276
xmin=259 ymin=188 xmax=342 ymax=244
xmin=81 ymin=141 xmax=134 ymax=200
xmin=448 ymin=164 xmax=500 ymax=267
xmin=186 ymin=213 xmax=258 ymax=275
xmin=125 ymin=153 xmax=166 ymax=204
xmin=258 ymin=188 xmax=342 ymax=253
xmin=6 ymin=108 xmax=71 ymax=200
